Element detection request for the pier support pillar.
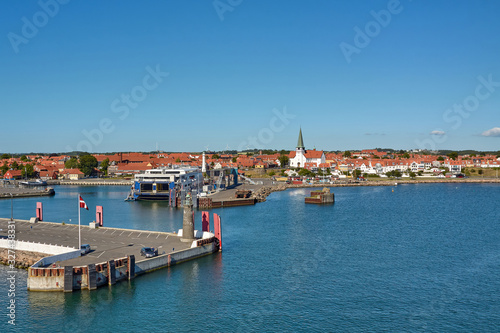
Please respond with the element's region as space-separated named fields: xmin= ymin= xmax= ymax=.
xmin=88 ymin=264 xmax=97 ymax=290
xmin=181 ymin=193 xmax=195 ymax=242
xmin=108 ymin=260 xmax=116 ymax=285
xmin=128 ymin=255 xmax=135 ymax=280
xmin=36 ymin=202 xmax=43 ymax=221
xmin=63 ymin=266 xmax=73 ymax=292
xmin=96 ymin=206 xmax=103 ymax=227
xmin=202 ymin=211 xmax=210 ymax=232
xmin=214 ymin=213 xmax=222 ymax=251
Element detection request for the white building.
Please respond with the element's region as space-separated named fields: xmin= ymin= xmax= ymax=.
xmin=289 ymin=129 xmax=325 ymax=168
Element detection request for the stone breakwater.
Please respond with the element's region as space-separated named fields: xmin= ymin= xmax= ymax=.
xmin=286 ymin=178 xmax=500 ymax=188
xmin=252 ymin=178 xmax=500 ymax=202
xmin=0 ymin=248 xmax=46 ymax=269
xmin=252 ymin=184 xmax=287 ymax=202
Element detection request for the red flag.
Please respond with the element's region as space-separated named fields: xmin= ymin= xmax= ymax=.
xmin=79 ymin=195 xmax=88 ymax=210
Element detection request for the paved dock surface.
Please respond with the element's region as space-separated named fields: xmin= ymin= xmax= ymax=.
xmin=0 ymin=186 xmax=55 ymax=199
xmin=0 ymin=218 xmax=190 ymax=266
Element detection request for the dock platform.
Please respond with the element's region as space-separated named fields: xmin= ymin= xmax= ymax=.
xmin=0 ymin=187 xmax=55 ymax=199
xmin=0 ymin=217 xmax=220 ymax=292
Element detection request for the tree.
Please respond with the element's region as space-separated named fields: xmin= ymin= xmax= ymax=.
xmin=386 ymin=170 xmax=402 ymax=178
xmin=11 ymin=161 xmax=20 ymax=170
xmin=298 ymin=168 xmax=312 ymax=177
xmin=232 ymin=157 xmax=237 ymax=163
xmin=0 ymin=162 xmax=8 ymax=175
xmin=175 ymin=158 xmax=181 ymax=163
xmin=409 ymin=171 xmax=416 ymax=179
xmin=1 ymin=153 xmax=11 ymax=160
xmin=268 ymin=171 xmax=276 ymax=177
xmin=402 ymin=152 xmax=410 ymax=159
xmin=478 ymin=169 xmax=483 ymax=175
xmin=447 ymin=152 xmax=458 ymax=160
xmin=343 ymin=151 xmax=351 ymax=158
xmin=100 ymin=158 xmax=110 ymax=176
xmin=78 ymin=155 xmax=98 ymax=176
xmin=278 ymin=154 xmax=289 ymax=168
xmin=354 ymin=169 xmax=362 ymax=178
xmin=65 ymin=157 xmax=79 ymax=169
xmin=437 ymin=156 xmax=444 ymax=161
xmin=20 ymin=155 xmax=29 ymax=162
xmin=212 ymin=154 xmax=220 ymax=159
xmin=21 ymin=164 xmax=35 ymax=178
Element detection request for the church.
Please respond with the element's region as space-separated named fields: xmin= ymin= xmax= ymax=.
xmin=289 ymin=129 xmax=325 ymax=168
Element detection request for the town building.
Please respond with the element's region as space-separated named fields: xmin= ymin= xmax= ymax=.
xmin=289 ymin=129 xmax=325 ymax=168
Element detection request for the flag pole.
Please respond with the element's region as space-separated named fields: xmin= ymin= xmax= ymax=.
xmin=78 ymin=193 xmax=81 ymax=254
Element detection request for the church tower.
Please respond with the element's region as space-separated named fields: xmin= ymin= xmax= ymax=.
xmin=292 ymin=128 xmax=306 ymax=168
xmin=296 ymin=128 xmax=305 ymax=152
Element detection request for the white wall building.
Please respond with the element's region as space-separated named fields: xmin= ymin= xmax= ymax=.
xmin=289 ymin=129 xmax=326 ymax=168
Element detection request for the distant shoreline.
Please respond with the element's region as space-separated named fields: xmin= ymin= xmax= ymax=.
xmin=43 ymin=177 xmax=500 ymax=187
xmin=284 ymin=178 xmax=500 ymax=188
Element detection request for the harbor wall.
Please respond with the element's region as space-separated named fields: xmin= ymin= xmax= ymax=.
xmin=0 ymin=188 xmax=55 ymax=199
xmin=31 ymin=250 xmax=81 ymax=267
xmin=135 ymin=242 xmax=216 ymax=274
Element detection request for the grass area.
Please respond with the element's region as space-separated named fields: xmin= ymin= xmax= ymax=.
xmin=463 ymin=167 xmax=500 ymax=178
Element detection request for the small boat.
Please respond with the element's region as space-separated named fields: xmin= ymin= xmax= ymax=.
xmin=20 ymin=179 xmax=47 ymax=186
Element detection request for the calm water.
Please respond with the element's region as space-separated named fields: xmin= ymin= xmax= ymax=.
xmin=1 ymin=183 xmax=500 ymax=332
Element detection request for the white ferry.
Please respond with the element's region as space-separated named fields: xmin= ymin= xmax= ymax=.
xmin=126 ymin=167 xmax=203 ymax=201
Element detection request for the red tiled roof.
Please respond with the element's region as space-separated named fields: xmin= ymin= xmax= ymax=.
xmin=63 ymin=168 xmax=84 ymax=175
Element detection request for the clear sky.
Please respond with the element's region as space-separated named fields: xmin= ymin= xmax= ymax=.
xmin=1 ymin=0 xmax=499 ymax=153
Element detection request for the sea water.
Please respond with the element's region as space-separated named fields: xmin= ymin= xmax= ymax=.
xmin=1 ymin=183 xmax=500 ymax=332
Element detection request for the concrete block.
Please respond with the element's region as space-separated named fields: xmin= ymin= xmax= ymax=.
xmin=29 ymin=217 xmax=39 ymax=223
xmin=89 ymin=222 xmax=97 ymax=229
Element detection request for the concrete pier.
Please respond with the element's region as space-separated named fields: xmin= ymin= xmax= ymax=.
xmin=0 ymin=187 xmax=55 ymax=199
xmin=0 ymin=217 xmax=219 ymax=292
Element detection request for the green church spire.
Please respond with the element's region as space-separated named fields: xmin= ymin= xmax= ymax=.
xmin=297 ymin=128 xmax=305 ymax=149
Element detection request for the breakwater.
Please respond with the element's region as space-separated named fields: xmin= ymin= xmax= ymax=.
xmin=0 ymin=248 xmax=46 ymax=269
xmin=47 ymin=180 xmax=133 ymax=186
xmin=249 ymin=178 xmax=500 ymax=203
xmin=286 ymin=178 xmax=500 ymax=188
xmin=0 ymin=187 xmax=55 ymax=199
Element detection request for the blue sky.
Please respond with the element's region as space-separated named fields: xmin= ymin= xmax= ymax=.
xmin=1 ymin=0 xmax=499 ymax=153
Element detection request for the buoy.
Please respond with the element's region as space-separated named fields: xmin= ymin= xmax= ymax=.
xmin=392 ymin=188 xmax=394 ymax=192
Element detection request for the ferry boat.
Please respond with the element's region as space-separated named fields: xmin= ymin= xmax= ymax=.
xmin=126 ymin=167 xmax=203 ymax=201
